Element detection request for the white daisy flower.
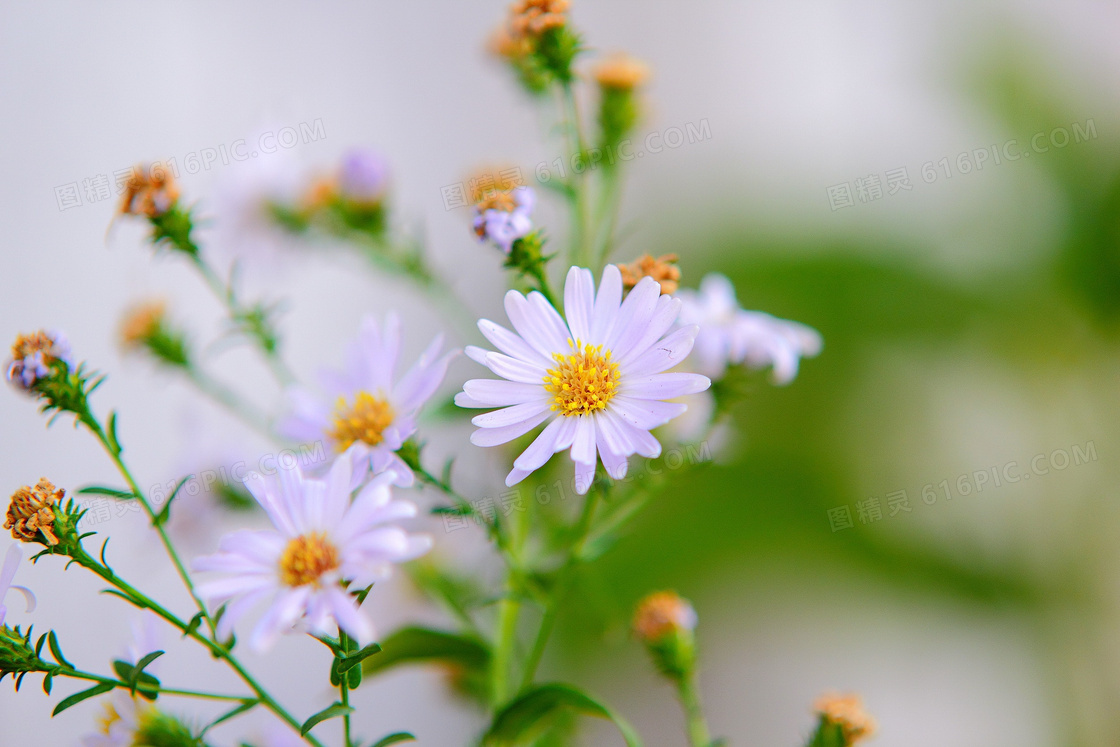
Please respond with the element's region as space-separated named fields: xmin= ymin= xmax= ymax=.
xmin=456 ymin=265 xmax=711 ymax=494
xmin=80 ymin=692 xmax=149 ymax=747
xmin=676 ymin=273 xmax=821 ymax=384
xmin=277 ymin=314 xmax=457 ymax=489
xmin=192 ymin=455 xmax=431 ymax=652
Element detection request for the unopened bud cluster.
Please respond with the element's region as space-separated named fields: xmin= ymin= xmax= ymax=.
xmin=633 ymin=590 xmax=698 ymax=679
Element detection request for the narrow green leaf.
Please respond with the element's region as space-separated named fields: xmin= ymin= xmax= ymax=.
xmin=484 ymin=683 xmax=642 ymax=747
xmin=107 ymin=410 xmax=121 ymax=455
xmin=76 ymin=485 xmax=136 ymax=500
xmin=128 ymin=650 xmax=165 ymax=694
xmin=42 ymin=673 xmax=53 ymax=696
xmin=199 ymin=699 xmax=259 ymax=737
xmin=47 ymin=631 xmax=72 ymax=669
xmin=154 ymin=476 xmax=191 ymax=526
xmin=183 ymin=612 xmax=205 ymax=638
xmin=336 ymin=643 xmax=382 ymax=673
xmin=361 ymin=627 xmax=489 ymax=679
xmin=300 ymin=702 xmax=353 ymax=736
xmin=370 ymin=732 xmax=416 ymax=747
xmin=52 ymin=681 xmax=115 ymax=716
xmin=100 ymin=588 xmax=147 ymax=608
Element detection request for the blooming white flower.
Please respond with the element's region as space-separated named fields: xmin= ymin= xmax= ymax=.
xmin=473 ymin=186 xmax=535 ymax=253
xmin=192 ymin=456 xmax=430 ymax=651
xmin=0 ymin=545 xmax=34 ymax=625
xmin=278 ymin=314 xmax=457 ymax=489
xmin=456 ymin=265 xmax=711 ymax=493
xmin=676 ymin=273 xmax=821 ymax=383
xmin=80 ymin=691 xmax=149 ymax=747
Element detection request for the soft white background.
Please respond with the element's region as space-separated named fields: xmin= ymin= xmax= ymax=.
xmin=2 ymin=1 xmax=1118 ymax=745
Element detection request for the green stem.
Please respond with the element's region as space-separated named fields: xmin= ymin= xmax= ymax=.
xmin=677 ymin=672 xmax=712 ymax=747
xmin=185 ymin=367 xmax=273 ymax=439
xmin=592 ymin=166 xmax=624 ymax=268
xmin=70 ymin=546 xmax=327 ymax=747
xmin=559 ymin=82 xmax=591 ymax=267
xmin=62 ymin=668 xmax=247 ymax=702
xmin=339 ymin=629 xmax=352 ymax=747
xmin=84 ymin=413 xmax=215 ymax=642
xmin=190 ymin=255 xmax=296 ymax=387
xmin=491 ymin=594 xmax=521 ymax=708
xmin=519 ymin=483 xmax=602 ymax=690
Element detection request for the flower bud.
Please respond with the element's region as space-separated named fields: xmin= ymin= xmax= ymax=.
xmin=5 ymin=479 xmax=65 ymax=546
xmin=119 ymin=165 xmax=180 ymax=218
xmin=0 ymin=625 xmax=51 ymax=688
xmin=617 ymin=254 xmax=680 ymax=295
xmin=120 ymin=301 xmax=191 ymax=368
xmin=6 ymin=331 xmax=72 ymax=392
xmin=633 ymin=590 xmax=698 ymax=679
xmin=491 ymin=0 xmax=580 ymax=90
xmin=812 ymin=693 xmax=877 ymax=745
xmin=595 ymin=54 xmax=648 ymax=155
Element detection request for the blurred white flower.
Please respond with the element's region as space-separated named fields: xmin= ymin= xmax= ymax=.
xmin=278 ymin=314 xmax=457 ymax=489
xmin=80 ymin=691 xmax=149 ymax=747
xmin=676 ymin=273 xmax=821 ymax=383
xmin=192 ymin=456 xmax=430 ymax=652
xmin=457 ymin=265 xmax=710 ymax=494
xmin=0 ymin=545 xmax=34 ymax=626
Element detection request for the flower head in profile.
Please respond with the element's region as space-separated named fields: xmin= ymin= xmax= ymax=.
xmin=192 ymin=456 xmax=431 ymax=651
xmin=118 ymin=165 xmax=179 ymax=218
xmin=5 ymin=479 xmax=65 ymax=546
xmin=677 ymin=273 xmax=821 ymax=383
xmin=6 ymin=331 xmax=72 ymax=390
xmin=473 ymin=186 xmax=536 ymax=253
xmin=594 ymin=53 xmax=650 ymax=90
xmin=337 ymin=148 xmax=389 ymax=206
xmin=632 ymin=590 xmax=697 ymax=644
xmin=278 ymin=314 xmax=456 ymax=489
xmin=813 ymin=693 xmax=877 ymax=745
xmin=457 ymin=265 xmax=710 ymax=494
xmin=81 ymin=692 xmax=197 ymax=747
xmin=617 ymin=253 xmax=680 ymax=295
xmin=0 ymin=546 xmax=35 ymax=627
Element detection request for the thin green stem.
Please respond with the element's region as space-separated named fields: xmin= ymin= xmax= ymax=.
xmin=185 ymin=367 xmax=273 ymax=439
xmin=85 ymin=414 xmax=215 ymax=642
xmin=339 ymin=628 xmax=352 ymax=747
xmin=70 ymin=546 xmax=327 ymax=747
xmin=678 ymin=672 xmax=712 ymax=747
xmin=190 ymin=255 xmax=296 ymax=387
xmin=491 ymin=593 xmax=521 ymax=708
xmin=592 ymin=167 xmax=624 ymax=268
xmin=559 ymin=82 xmax=592 ymax=267
xmin=62 ymin=668 xmax=247 ymax=702
xmin=519 ymin=483 xmax=602 ymax=690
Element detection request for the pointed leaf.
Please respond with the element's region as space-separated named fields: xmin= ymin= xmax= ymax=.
xmin=300 ymin=702 xmax=354 ymax=736
xmin=47 ymin=631 xmax=72 ymax=669
xmin=199 ymin=699 xmax=259 ymax=737
xmin=52 ymin=681 xmax=115 ymax=716
xmin=336 ymin=643 xmax=382 ymax=673
xmin=370 ymin=733 xmax=416 ymax=747
xmin=76 ymin=485 xmax=136 ymax=500
xmin=361 ymin=627 xmax=489 ymax=679
xmin=484 ymin=683 xmax=642 ymax=747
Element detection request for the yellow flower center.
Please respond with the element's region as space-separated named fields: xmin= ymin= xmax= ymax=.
xmin=544 ymin=339 xmax=620 ymax=416
xmin=279 ymin=532 xmax=340 ymax=587
xmin=97 ymin=699 xmax=122 ymax=735
xmin=328 ymin=391 xmax=395 ymax=452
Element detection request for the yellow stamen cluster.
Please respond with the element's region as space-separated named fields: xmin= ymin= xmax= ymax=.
xmin=328 ymin=391 xmax=396 ymax=452
xmin=279 ymin=532 xmax=340 ymax=587
xmin=617 ymin=253 xmax=680 ymax=295
xmin=120 ymin=300 xmax=167 ymax=349
xmin=632 ymin=590 xmax=696 ymax=643
xmin=119 ymin=165 xmax=180 ymax=217
xmin=544 ymin=340 xmax=620 ymax=417
xmin=813 ymin=693 xmax=877 ymax=744
xmin=594 ymin=53 xmax=650 ymax=90
xmin=5 ymin=478 xmax=65 ymax=546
